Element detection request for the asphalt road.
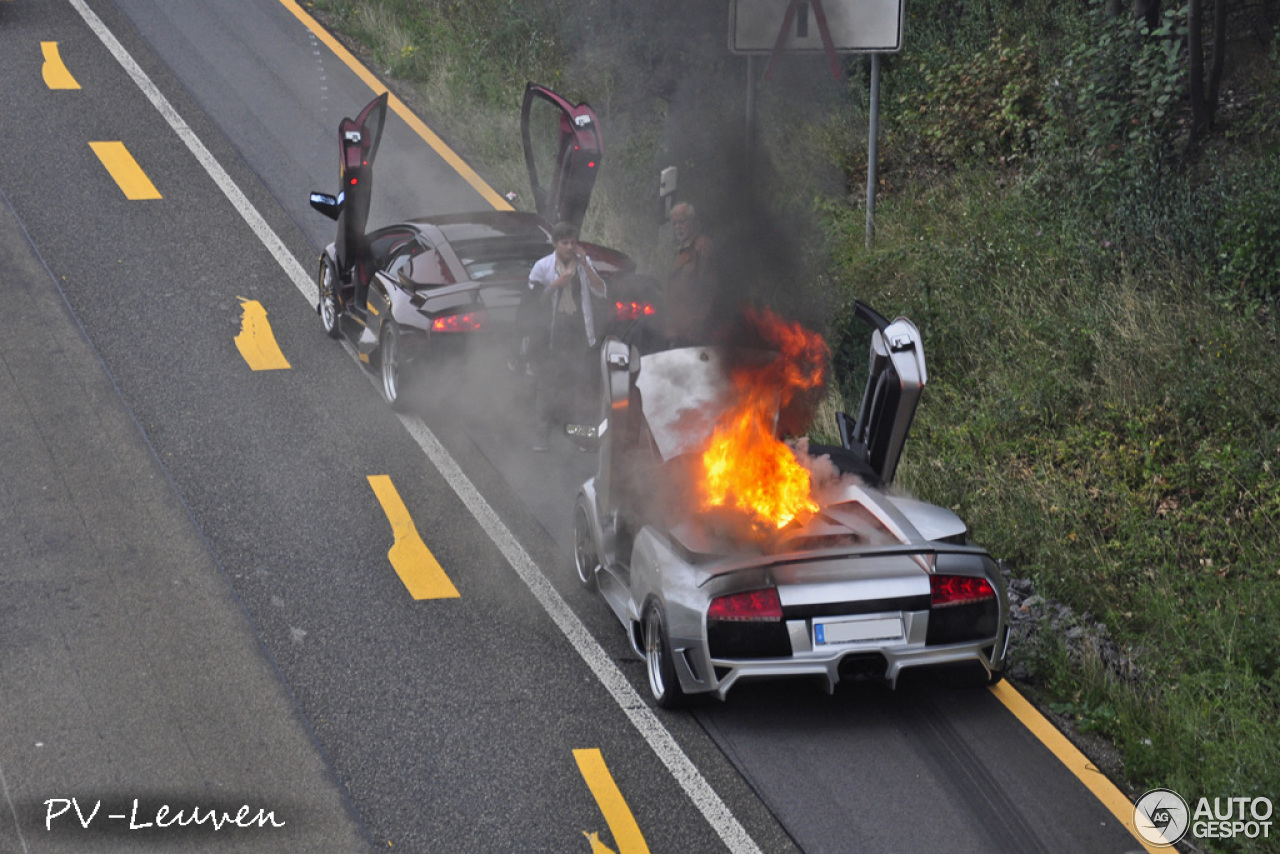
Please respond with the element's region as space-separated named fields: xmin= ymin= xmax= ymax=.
xmin=0 ymin=1 xmax=1150 ymax=852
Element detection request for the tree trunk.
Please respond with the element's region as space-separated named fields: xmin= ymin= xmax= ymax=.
xmin=1208 ymin=0 xmax=1228 ymax=115
xmin=1134 ymin=0 xmax=1162 ymax=32
xmin=1188 ymin=0 xmax=1208 ymax=140
xmin=1188 ymin=0 xmax=1231 ymax=143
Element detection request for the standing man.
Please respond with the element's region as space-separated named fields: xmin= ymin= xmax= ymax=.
xmin=527 ymin=221 xmax=607 ymax=451
xmin=664 ymin=202 xmax=715 ymax=345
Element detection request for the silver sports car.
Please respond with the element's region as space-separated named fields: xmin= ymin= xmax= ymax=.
xmin=573 ymin=302 xmax=1010 ymax=707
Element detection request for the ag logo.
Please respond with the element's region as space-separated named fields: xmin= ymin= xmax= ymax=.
xmin=1134 ymin=788 xmax=1190 ymax=846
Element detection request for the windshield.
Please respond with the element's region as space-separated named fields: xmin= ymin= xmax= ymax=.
xmin=452 ymin=237 xmax=549 ymax=282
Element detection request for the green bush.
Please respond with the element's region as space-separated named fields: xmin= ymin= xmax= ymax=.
xmin=1217 ymin=155 xmax=1280 ymax=302
xmin=1043 ymin=3 xmax=1186 ymax=177
xmin=896 ymin=31 xmax=1047 ymax=166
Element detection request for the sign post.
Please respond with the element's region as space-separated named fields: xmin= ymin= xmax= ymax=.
xmin=729 ymin=0 xmax=904 ymax=247
xmin=866 ymin=52 xmax=880 ymax=249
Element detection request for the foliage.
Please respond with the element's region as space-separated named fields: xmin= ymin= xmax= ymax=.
xmin=895 ymin=31 xmax=1048 ymax=166
xmin=826 ymin=173 xmax=1280 ymax=840
xmin=1216 ymin=154 xmax=1280 ymax=303
xmin=1041 ymin=2 xmax=1188 ymax=184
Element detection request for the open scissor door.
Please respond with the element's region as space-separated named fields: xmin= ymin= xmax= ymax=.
xmin=520 ymin=83 xmax=602 ymax=230
xmin=836 ymin=301 xmax=927 ymax=486
xmin=334 ymin=92 xmax=389 ymax=283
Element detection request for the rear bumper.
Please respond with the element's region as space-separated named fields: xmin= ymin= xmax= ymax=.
xmin=671 ymin=622 xmax=1009 ymax=699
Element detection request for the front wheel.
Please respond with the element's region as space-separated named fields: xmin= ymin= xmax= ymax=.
xmin=380 ymin=324 xmax=408 ymax=411
xmin=643 ymin=603 xmax=686 ymax=709
xmin=573 ymin=504 xmax=599 ymax=591
xmin=317 ymin=258 xmax=341 ymax=339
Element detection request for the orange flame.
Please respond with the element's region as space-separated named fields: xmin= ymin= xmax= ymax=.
xmin=698 ymin=309 xmax=828 ymax=532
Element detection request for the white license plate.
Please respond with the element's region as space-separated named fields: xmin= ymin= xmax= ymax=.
xmin=813 ymin=615 xmax=903 ymax=646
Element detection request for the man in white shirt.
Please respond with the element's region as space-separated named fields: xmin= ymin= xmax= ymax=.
xmin=527 ymin=221 xmax=607 ymax=451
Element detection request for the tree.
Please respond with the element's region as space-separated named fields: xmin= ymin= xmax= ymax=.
xmin=1108 ymin=0 xmax=1162 ymax=32
xmin=1187 ymin=0 xmax=1230 ymax=143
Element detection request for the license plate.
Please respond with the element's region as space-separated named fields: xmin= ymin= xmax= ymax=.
xmin=813 ymin=615 xmax=903 ymax=646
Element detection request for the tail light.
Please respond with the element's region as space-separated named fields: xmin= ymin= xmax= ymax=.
xmin=431 ymin=310 xmax=487 ymax=333
xmin=708 ymin=588 xmax=783 ymax=622
xmin=614 ymin=301 xmax=655 ymax=322
xmin=930 ymin=575 xmax=995 ymax=608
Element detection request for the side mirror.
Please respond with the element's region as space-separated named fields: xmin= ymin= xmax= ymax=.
xmin=309 ymin=192 xmax=342 ymax=221
xmin=600 ymin=337 xmax=635 ymax=412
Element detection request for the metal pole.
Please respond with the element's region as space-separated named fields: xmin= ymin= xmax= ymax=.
xmin=746 ymin=54 xmax=758 ymax=157
xmin=865 ymin=52 xmax=880 ymax=249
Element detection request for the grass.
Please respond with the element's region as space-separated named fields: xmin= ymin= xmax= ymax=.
xmin=303 ymin=1 xmax=1280 ymax=845
xmin=831 ymin=170 xmax=1280 ymax=831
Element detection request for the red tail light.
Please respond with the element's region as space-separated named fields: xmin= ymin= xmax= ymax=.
xmin=930 ymin=575 xmax=995 ymax=608
xmin=708 ymin=588 xmax=783 ymax=622
xmin=614 ymin=300 xmax=655 ymax=321
xmin=431 ymin=310 xmax=486 ymax=333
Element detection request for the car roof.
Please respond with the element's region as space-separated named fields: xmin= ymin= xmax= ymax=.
xmin=406 ymin=210 xmax=550 ymax=244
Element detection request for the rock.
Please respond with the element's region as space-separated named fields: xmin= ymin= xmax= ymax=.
xmin=1003 ymin=575 xmax=1144 ymax=686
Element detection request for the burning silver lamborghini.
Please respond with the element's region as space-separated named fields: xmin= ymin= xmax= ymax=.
xmin=573 ymin=302 xmax=1010 ymax=707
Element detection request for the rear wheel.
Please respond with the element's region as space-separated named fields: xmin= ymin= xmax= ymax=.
xmin=643 ymin=603 xmax=686 ymax=709
xmin=380 ymin=324 xmax=408 ymax=411
xmin=573 ymin=505 xmax=599 ymax=591
xmin=317 ymin=259 xmax=341 ymax=339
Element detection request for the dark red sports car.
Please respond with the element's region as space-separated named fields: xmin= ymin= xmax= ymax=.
xmin=308 ymin=85 xmax=656 ymax=409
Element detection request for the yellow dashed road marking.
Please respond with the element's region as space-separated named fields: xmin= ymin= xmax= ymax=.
xmin=367 ymin=475 xmax=459 ymax=600
xmin=989 ymin=681 xmax=1161 ymax=853
xmin=41 ymin=42 xmax=81 ymax=89
xmin=574 ymin=749 xmax=649 ymax=854
xmin=234 ymin=298 xmax=291 ymax=370
xmin=583 ymin=830 xmax=616 ymax=853
xmin=274 ymin=0 xmax=511 ymax=211
xmin=89 ymin=141 xmax=161 ymax=199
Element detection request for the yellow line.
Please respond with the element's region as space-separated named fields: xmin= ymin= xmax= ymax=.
xmin=989 ymin=681 xmax=1161 ymax=853
xmin=41 ymin=42 xmax=81 ymax=89
xmin=274 ymin=0 xmax=512 ymax=212
xmin=573 ymin=749 xmax=649 ymax=854
xmin=367 ymin=475 xmax=459 ymax=600
xmin=89 ymin=141 xmax=162 ymax=199
xmin=233 ymin=298 xmax=292 ymax=370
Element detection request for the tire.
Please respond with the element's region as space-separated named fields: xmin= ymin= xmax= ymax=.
xmin=573 ymin=504 xmax=599 ymax=591
xmin=379 ymin=324 xmax=408 ymax=411
xmin=930 ymin=662 xmax=1004 ymax=689
xmin=317 ymin=258 xmax=341 ymax=339
xmin=643 ymin=603 xmax=686 ymax=709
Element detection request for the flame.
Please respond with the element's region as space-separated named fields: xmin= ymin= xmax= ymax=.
xmin=698 ymin=309 xmax=828 ymax=531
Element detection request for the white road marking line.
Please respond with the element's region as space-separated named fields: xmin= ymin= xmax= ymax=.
xmin=0 ymin=760 xmax=32 ymax=854
xmin=67 ymin=0 xmax=317 ymax=307
xmin=68 ymin=3 xmax=760 ymax=851
xmin=399 ymin=411 xmax=760 ymax=854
